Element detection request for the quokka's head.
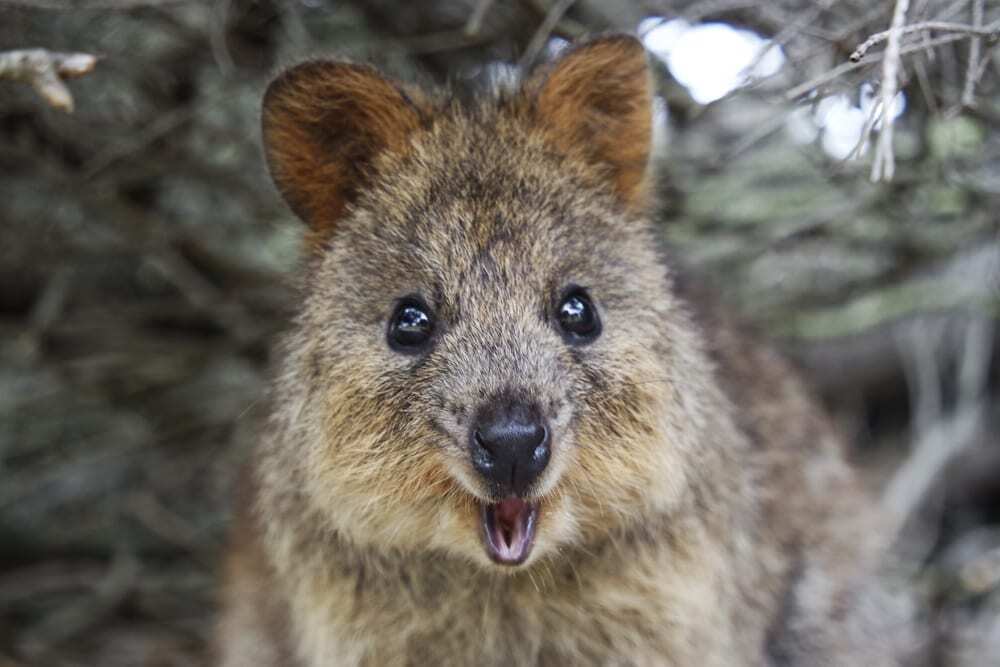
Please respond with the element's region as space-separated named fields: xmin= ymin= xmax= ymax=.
xmin=262 ymin=35 xmax=713 ymax=571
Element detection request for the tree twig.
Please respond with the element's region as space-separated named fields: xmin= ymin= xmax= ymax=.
xmin=0 ymin=0 xmax=189 ymax=7
xmin=850 ymin=18 xmax=1000 ymax=62
xmin=882 ymin=317 xmax=992 ymax=536
xmin=783 ymin=31 xmax=967 ymax=101
xmin=517 ymin=0 xmax=575 ymax=71
xmin=210 ymin=0 xmax=235 ymax=76
xmin=464 ymin=0 xmax=495 ymax=36
xmin=961 ymin=0 xmax=985 ymax=107
xmin=870 ymin=0 xmax=910 ymax=182
xmin=0 ymin=48 xmax=98 ymax=112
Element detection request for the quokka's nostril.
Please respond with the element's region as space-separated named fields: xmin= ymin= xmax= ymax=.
xmin=533 ymin=440 xmax=549 ymax=465
xmin=474 ymin=430 xmax=495 ymax=454
xmin=471 ymin=430 xmax=496 ymax=472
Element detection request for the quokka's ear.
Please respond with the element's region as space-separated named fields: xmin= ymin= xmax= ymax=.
xmin=262 ymin=61 xmax=423 ymax=237
xmin=530 ymin=35 xmax=653 ymax=207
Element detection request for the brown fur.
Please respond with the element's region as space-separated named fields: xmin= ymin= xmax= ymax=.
xmin=532 ymin=37 xmax=653 ymax=206
xmin=261 ymin=61 xmax=424 ymax=248
xmin=218 ymin=35 xmax=914 ymax=666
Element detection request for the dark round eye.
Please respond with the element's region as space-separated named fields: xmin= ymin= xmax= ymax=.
xmin=388 ymin=298 xmax=434 ymax=352
xmin=556 ymin=289 xmax=601 ymax=343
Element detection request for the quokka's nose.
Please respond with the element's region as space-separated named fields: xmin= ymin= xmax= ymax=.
xmin=470 ymin=401 xmax=551 ymax=496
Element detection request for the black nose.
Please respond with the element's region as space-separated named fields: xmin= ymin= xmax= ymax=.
xmin=470 ymin=401 xmax=551 ymax=496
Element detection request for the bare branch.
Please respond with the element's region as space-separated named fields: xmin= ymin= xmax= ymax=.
xmin=0 ymin=0 xmax=191 ymax=8
xmin=784 ymin=31 xmax=967 ymax=101
xmin=961 ymin=0 xmax=985 ymax=107
xmin=517 ymin=0 xmax=575 ymax=71
xmin=882 ymin=317 xmax=992 ymax=535
xmin=843 ymin=89 xmax=882 ymax=162
xmin=913 ymin=55 xmax=940 ymax=115
xmin=0 ymin=48 xmax=98 ymax=112
xmin=465 ymin=0 xmax=496 ymax=36
xmin=870 ymin=0 xmax=910 ymax=182
xmin=850 ymin=19 xmax=1000 ymax=62
xmin=957 ymin=317 xmax=993 ymax=409
xmin=210 ymin=0 xmax=235 ymax=76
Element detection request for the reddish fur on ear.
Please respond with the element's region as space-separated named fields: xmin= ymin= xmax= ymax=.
xmin=531 ymin=35 xmax=653 ymax=207
xmin=262 ymin=61 xmax=423 ymax=242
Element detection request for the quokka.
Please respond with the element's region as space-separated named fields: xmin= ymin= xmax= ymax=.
xmin=218 ymin=34 xmax=916 ymax=666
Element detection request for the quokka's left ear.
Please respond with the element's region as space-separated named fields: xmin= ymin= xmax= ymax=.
xmin=528 ymin=34 xmax=653 ymax=208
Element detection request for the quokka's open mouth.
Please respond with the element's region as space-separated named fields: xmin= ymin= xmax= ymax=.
xmin=480 ymin=497 xmax=539 ymax=565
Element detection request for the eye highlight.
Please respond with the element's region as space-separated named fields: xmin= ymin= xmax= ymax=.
xmin=387 ymin=297 xmax=434 ymax=353
xmin=556 ymin=288 xmax=601 ymax=344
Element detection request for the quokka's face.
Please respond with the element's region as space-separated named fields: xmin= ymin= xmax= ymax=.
xmin=263 ymin=37 xmax=702 ymax=569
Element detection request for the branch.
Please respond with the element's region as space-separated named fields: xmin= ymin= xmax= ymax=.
xmin=961 ymin=0 xmax=985 ymax=107
xmin=0 ymin=0 xmax=189 ymax=7
xmin=870 ymin=0 xmax=910 ymax=182
xmin=0 ymin=49 xmax=98 ymax=112
xmin=784 ymin=32 xmax=968 ymax=102
xmin=849 ymin=19 xmax=1000 ymax=62
xmin=882 ymin=317 xmax=994 ymax=539
xmin=517 ymin=0 xmax=576 ymax=71
xmin=465 ymin=0 xmax=496 ymax=36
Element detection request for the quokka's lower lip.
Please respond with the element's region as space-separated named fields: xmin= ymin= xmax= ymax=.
xmin=480 ymin=497 xmax=539 ymax=565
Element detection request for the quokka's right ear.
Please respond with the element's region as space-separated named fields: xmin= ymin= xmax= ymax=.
xmin=262 ymin=61 xmax=424 ymax=239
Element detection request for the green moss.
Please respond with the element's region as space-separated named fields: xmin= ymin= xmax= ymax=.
xmin=779 ymin=286 xmax=999 ymax=339
xmin=914 ymin=185 xmax=969 ymax=217
xmin=928 ymin=116 xmax=985 ymax=159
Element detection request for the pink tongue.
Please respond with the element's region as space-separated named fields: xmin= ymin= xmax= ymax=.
xmin=493 ymin=498 xmax=529 ymax=556
xmin=495 ymin=498 xmax=528 ymax=528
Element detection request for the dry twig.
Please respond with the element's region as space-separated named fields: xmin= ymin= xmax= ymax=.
xmin=849 ymin=19 xmax=1000 ymax=62
xmin=882 ymin=317 xmax=993 ymax=538
xmin=961 ymin=0 xmax=985 ymax=106
xmin=465 ymin=0 xmax=495 ymax=36
xmin=0 ymin=0 xmax=189 ymax=7
xmin=0 ymin=48 xmax=97 ymax=112
xmin=517 ymin=0 xmax=575 ymax=71
xmin=783 ymin=31 xmax=968 ymax=101
xmin=870 ymin=0 xmax=910 ymax=182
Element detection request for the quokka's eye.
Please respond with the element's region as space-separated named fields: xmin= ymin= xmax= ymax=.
xmin=388 ymin=298 xmax=434 ymax=352
xmin=556 ymin=288 xmax=601 ymax=343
